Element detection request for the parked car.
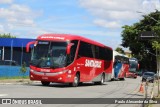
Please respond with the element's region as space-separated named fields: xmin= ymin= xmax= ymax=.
xmin=142 ymin=72 xmax=157 ymax=83
xmin=0 ymin=60 xmax=19 ymax=66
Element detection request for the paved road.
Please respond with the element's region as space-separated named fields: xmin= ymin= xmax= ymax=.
xmin=0 ymin=76 xmax=152 ymax=107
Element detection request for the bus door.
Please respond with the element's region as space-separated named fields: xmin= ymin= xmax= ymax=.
xmin=77 ymin=41 xmax=95 ymax=81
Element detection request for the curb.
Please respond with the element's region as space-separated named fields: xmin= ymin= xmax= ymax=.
xmin=0 ymin=79 xmax=40 ymax=85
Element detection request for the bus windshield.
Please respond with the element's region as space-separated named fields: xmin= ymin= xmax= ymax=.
xmin=30 ymin=41 xmax=68 ymax=68
xmin=129 ymin=60 xmax=138 ymax=68
xmin=143 ymin=72 xmax=155 ymax=76
xmin=129 ymin=59 xmax=138 ymax=72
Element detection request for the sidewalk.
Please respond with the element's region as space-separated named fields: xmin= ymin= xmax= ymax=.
xmin=0 ymin=79 xmax=39 ymax=85
xmin=151 ymin=80 xmax=160 ymax=107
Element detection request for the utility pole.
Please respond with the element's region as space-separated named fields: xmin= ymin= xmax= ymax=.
xmin=137 ymin=11 xmax=160 ymax=96
xmin=156 ymin=47 xmax=160 ymax=96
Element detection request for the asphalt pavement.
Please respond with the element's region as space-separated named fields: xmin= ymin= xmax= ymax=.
xmin=0 ymin=76 xmax=159 ymax=107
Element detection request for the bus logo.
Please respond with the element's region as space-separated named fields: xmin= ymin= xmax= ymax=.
xmin=85 ymin=59 xmax=102 ymax=68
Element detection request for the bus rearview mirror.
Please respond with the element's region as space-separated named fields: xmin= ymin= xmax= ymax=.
xmin=66 ymin=43 xmax=74 ymax=54
xmin=26 ymin=41 xmax=36 ymax=52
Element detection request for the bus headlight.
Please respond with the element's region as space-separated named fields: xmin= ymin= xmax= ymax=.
xmin=30 ymin=69 xmax=68 ymax=76
xmin=58 ymin=70 xmax=68 ymax=74
xmin=68 ymin=70 xmax=72 ymax=74
xmin=30 ymin=69 xmax=36 ymax=72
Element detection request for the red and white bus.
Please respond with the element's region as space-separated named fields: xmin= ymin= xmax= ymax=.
xmin=111 ymin=51 xmax=129 ymax=80
xmin=26 ymin=34 xmax=113 ymax=87
xmin=125 ymin=58 xmax=139 ymax=78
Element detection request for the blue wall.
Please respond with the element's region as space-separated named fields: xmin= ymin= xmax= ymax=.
xmin=0 ymin=66 xmax=29 ymax=77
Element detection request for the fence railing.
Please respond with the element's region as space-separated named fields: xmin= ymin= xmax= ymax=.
xmin=0 ymin=66 xmax=29 ymax=77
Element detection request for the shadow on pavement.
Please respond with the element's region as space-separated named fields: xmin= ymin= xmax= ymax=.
xmin=125 ymin=93 xmax=144 ymax=97
xmin=26 ymin=82 xmax=108 ymax=88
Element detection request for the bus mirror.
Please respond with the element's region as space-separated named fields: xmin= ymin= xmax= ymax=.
xmin=66 ymin=43 xmax=74 ymax=54
xmin=26 ymin=41 xmax=36 ymax=52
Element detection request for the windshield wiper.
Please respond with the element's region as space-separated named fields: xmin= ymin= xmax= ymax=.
xmin=30 ymin=59 xmax=43 ymax=67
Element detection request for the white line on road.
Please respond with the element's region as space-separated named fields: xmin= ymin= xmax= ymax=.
xmin=0 ymin=94 xmax=8 ymax=97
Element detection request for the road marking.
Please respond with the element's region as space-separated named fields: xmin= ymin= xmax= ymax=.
xmin=0 ymin=94 xmax=8 ymax=97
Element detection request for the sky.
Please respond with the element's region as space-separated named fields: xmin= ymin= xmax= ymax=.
xmin=0 ymin=0 xmax=160 ymax=49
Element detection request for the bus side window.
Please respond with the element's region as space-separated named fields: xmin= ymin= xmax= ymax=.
xmin=78 ymin=41 xmax=94 ymax=58
xmin=95 ymin=46 xmax=99 ymax=59
xmin=67 ymin=40 xmax=78 ymax=65
xmin=105 ymin=48 xmax=112 ymax=61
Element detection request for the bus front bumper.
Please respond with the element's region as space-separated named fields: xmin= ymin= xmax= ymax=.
xmin=30 ymin=69 xmax=73 ymax=83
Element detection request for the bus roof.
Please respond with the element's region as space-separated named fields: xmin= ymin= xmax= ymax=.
xmin=113 ymin=51 xmax=127 ymax=57
xmin=129 ymin=58 xmax=138 ymax=61
xmin=37 ymin=34 xmax=112 ymax=50
xmin=113 ymin=51 xmax=129 ymax=58
xmin=113 ymin=51 xmax=121 ymax=56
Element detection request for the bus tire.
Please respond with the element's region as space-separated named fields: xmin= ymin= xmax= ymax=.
xmin=111 ymin=78 xmax=114 ymax=81
xmin=41 ymin=81 xmax=50 ymax=86
xmin=95 ymin=73 xmax=105 ymax=85
xmin=79 ymin=82 xmax=83 ymax=86
xmin=100 ymin=73 xmax=105 ymax=84
xmin=70 ymin=73 xmax=80 ymax=87
xmin=120 ymin=78 xmax=125 ymax=81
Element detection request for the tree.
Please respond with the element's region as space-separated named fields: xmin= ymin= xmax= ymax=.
xmin=115 ymin=47 xmax=125 ymax=54
xmin=0 ymin=33 xmax=16 ymax=38
xmin=152 ymin=41 xmax=160 ymax=73
xmin=152 ymin=41 xmax=160 ymax=52
xmin=20 ymin=62 xmax=27 ymax=79
xmin=121 ymin=10 xmax=160 ymax=71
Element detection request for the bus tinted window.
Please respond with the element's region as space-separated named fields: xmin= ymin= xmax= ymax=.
xmin=67 ymin=40 xmax=78 ymax=65
xmin=99 ymin=47 xmax=105 ymax=60
xmin=95 ymin=46 xmax=99 ymax=59
xmin=78 ymin=41 xmax=112 ymax=61
xmin=99 ymin=47 xmax=112 ymax=61
xmin=105 ymin=48 xmax=112 ymax=61
xmin=123 ymin=57 xmax=129 ymax=64
xmin=115 ymin=55 xmax=129 ymax=64
xmin=78 ymin=41 xmax=93 ymax=58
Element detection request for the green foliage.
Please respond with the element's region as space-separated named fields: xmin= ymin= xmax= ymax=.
xmin=152 ymin=41 xmax=160 ymax=50
xmin=20 ymin=62 xmax=27 ymax=79
xmin=152 ymin=41 xmax=160 ymax=61
xmin=0 ymin=33 xmax=16 ymax=38
xmin=121 ymin=10 xmax=160 ymax=70
xmin=115 ymin=47 xmax=125 ymax=54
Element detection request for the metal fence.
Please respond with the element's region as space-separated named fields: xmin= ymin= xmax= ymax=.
xmin=0 ymin=66 xmax=29 ymax=77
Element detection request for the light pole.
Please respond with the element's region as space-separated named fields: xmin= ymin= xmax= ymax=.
xmin=137 ymin=11 xmax=160 ymax=96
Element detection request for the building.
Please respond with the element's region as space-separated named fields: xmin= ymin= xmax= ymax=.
xmin=0 ymin=38 xmax=35 ymax=66
xmin=125 ymin=50 xmax=132 ymax=58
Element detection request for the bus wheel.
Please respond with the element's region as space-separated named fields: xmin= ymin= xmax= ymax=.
xmin=111 ymin=78 xmax=114 ymax=81
xmin=100 ymin=74 xmax=105 ymax=84
xmin=95 ymin=74 xmax=105 ymax=85
xmin=79 ymin=82 xmax=83 ymax=86
xmin=120 ymin=78 xmax=125 ymax=81
xmin=70 ymin=73 xmax=80 ymax=87
xmin=41 ymin=81 xmax=50 ymax=86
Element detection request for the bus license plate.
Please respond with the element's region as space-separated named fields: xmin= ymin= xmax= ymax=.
xmin=42 ymin=77 xmax=48 ymax=80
